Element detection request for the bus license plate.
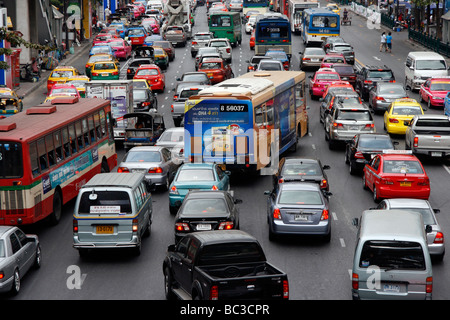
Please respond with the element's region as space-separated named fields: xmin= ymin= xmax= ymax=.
xmin=196 ymin=224 xmax=211 ymax=231
xmin=400 ymin=181 xmax=411 ymax=187
xmin=96 ymin=225 xmax=114 ymax=234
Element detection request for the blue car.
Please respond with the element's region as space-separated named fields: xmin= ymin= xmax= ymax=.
xmin=169 ymin=163 xmax=231 ymax=214
xmin=444 ymin=92 xmax=450 ymax=116
xmin=109 ymin=22 xmax=127 ymax=39
xmin=265 ymin=49 xmax=290 ymax=70
xmin=89 ymin=45 xmax=114 ymax=56
xmin=143 ymin=35 xmax=163 ymax=47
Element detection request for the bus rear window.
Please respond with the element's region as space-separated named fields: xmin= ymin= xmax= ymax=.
xmin=258 ymin=25 xmax=289 ymax=38
xmin=78 ymin=191 xmax=132 ymax=214
xmin=0 ymin=141 xmax=23 ymax=178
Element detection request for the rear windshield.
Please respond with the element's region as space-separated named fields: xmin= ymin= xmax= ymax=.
xmin=379 ymin=86 xmax=406 ymax=95
xmin=324 ymin=57 xmax=345 ymax=63
xmin=136 ymin=68 xmax=159 ymax=76
xmin=333 ymin=66 xmax=354 ymax=74
xmin=177 ymin=169 xmax=215 ymax=181
xmin=200 ymin=62 xmax=221 ymax=69
xmin=278 ymin=190 xmax=323 ymax=205
xmin=159 ymin=130 xmax=184 ymax=142
xmin=367 ymin=70 xmax=393 ymax=79
xmin=415 ymin=119 xmax=450 ymax=127
xmin=180 ymin=89 xmax=202 ymax=98
xmin=358 ymin=137 xmax=393 ymax=149
xmin=281 ymin=162 xmax=321 ymax=176
xmin=316 ymin=73 xmax=340 ymax=80
xmin=124 ymin=150 xmax=161 ymax=162
xmin=359 ymin=240 xmax=426 ymax=270
xmin=94 ymin=63 xmax=115 ymax=70
xmin=182 ymin=198 xmax=228 ymax=215
xmin=392 ymin=106 xmax=422 ymax=115
xmin=382 ymin=160 xmax=424 ymax=174
xmin=78 ymin=191 xmax=132 ymax=214
xmin=0 ymin=141 xmax=23 ymax=178
xmin=198 ymin=242 xmax=265 ymax=266
xmin=182 ymin=74 xmax=208 ymax=82
xmin=336 ymin=109 xmax=372 ymax=121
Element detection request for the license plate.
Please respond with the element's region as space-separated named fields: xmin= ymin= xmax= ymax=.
xmin=400 ymin=181 xmax=411 ymax=187
xmin=431 ymin=152 xmax=442 ymax=157
xmin=96 ymin=225 xmax=114 ymax=234
xmin=102 ymin=73 xmax=109 ymax=76
xmin=383 ymin=284 xmax=400 ymax=293
xmin=207 ymin=73 xmax=213 ymax=77
xmin=311 ymin=59 xmax=319 ymax=62
xmin=196 ymin=224 xmax=211 ymax=231
xmin=294 ymin=214 xmax=308 ymax=221
xmin=132 ymin=169 xmax=147 ymax=173
xmin=349 ymin=126 xmax=359 ymax=130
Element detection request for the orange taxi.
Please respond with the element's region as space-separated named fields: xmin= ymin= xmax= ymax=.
xmin=198 ymin=57 xmax=233 ymax=85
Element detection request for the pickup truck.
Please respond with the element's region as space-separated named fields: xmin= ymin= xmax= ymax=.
xmin=163 ymin=26 xmax=187 ymax=47
xmin=172 ymin=84 xmax=210 ymax=127
xmin=162 ymin=230 xmax=289 ymax=300
xmin=405 ymin=114 xmax=450 ymax=158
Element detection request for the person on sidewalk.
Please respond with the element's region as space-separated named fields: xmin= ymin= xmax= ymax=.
xmin=380 ymin=32 xmax=387 ymax=52
xmin=386 ymin=32 xmax=392 ymax=53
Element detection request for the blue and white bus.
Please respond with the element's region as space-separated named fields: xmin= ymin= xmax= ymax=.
xmin=302 ymin=8 xmax=340 ymax=46
xmin=254 ymin=13 xmax=292 ymax=57
xmin=184 ymin=71 xmax=307 ymax=173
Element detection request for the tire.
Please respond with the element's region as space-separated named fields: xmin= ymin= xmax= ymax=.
xmin=48 ymin=190 xmax=62 ymax=226
xmin=373 ymin=186 xmax=380 ymax=203
xmin=169 ymin=205 xmax=178 ymax=215
xmin=34 ymin=245 xmax=42 ymax=269
xmin=10 ymin=269 xmax=20 ymax=296
xmin=362 ymin=174 xmax=369 ymax=190
xmin=164 ymin=267 xmax=176 ymax=300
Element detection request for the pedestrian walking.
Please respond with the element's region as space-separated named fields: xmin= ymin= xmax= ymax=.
xmin=386 ymin=32 xmax=392 ymax=53
xmin=104 ymin=7 xmax=111 ymax=24
xmin=379 ymin=32 xmax=386 ymax=52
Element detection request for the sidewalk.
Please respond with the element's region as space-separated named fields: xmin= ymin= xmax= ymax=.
xmin=16 ymin=39 xmax=93 ymax=98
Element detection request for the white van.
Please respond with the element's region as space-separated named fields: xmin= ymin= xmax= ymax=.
xmin=352 ymin=210 xmax=433 ymax=300
xmin=405 ymin=51 xmax=448 ymax=91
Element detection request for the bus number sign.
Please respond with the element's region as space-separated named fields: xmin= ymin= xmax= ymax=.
xmin=220 ymin=104 xmax=248 ymax=112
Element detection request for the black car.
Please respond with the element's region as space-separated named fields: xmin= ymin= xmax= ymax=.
xmin=344 ymin=133 xmax=398 ymax=175
xmin=355 ymin=65 xmax=395 ymax=101
xmin=127 ymin=57 xmax=154 ymax=79
xmin=246 ymin=55 xmax=273 ymax=72
xmin=174 ymin=190 xmax=242 ymax=243
xmin=176 ymin=71 xmax=211 ymax=85
xmin=331 ymin=63 xmax=356 ymax=87
xmin=132 ymin=88 xmax=157 ymax=112
xmin=273 ymin=157 xmax=331 ymax=191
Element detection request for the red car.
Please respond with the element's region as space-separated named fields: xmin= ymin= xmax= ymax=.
xmin=47 ymin=83 xmax=80 ymax=99
xmin=107 ymin=38 xmax=132 ymax=60
xmin=419 ymin=77 xmax=450 ymax=108
xmin=363 ymin=151 xmax=430 ymax=202
xmin=198 ymin=57 xmax=233 ymax=84
xmin=142 ymin=17 xmax=160 ymax=34
xmin=309 ymin=68 xmax=341 ymax=99
xmin=133 ymin=64 xmax=165 ymax=92
xmin=250 ymin=29 xmax=255 ymax=50
xmin=320 ymin=53 xmax=346 ymax=69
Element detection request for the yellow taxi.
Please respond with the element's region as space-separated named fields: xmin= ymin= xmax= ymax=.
xmin=90 ymin=61 xmax=120 ymax=80
xmin=384 ymin=98 xmax=424 ymax=135
xmin=0 ymin=86 xmax=23 ymax=117
xmin=47 ymin=66 xmax=80 ymax=94
xmin=326 ymin=3 xmax=340 ymax=14
xmin=132 ymin=78 xmax=152 ymax=91
xmin=85 ymin=53 xmax=118 ymax=78
xmin=153 ymin=46 xmax=169 ymax=70
xmin=65 ymin=75 xmax=90 ymax=98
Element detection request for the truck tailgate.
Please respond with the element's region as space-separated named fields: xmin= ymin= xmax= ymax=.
xmin=215 ymin=276 xmax=287 ymax=299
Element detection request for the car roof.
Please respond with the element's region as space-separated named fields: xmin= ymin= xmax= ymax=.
xmin=283 ymin=157 xmax=320 ymax=164
xmin=0 ymin=226 xmax=15 ymax=237
xmin=380 ymin=153 xmax=419 ymax=161
xmin=185 ymin=190 xmax=229 ymax=199
xmin=190 ymin=230 xmax=258 ymax=246
xmin=127 ymin=146 xmax=164 ymax=152
xmin=383 ymin=198 xmax=431 ymax=209
xmin=181 ymin=163 xmax=215 ymax=169
xmin=391 ymin=98 xmax=421 ymax=106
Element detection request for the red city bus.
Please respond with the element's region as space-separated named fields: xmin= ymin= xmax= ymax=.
xmin=0 ymin=97 xmax=117 ymax=226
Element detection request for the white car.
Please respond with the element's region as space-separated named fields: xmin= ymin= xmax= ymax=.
xmin=207 ymin=38 xmax=232 ymax=62
xmin=245 ymin=16 xmax=257 ymax=34
xmin=228 ymin=0 xmax=243 ymax=12
xmin=256 ymin=59 xmax=284 ymax=71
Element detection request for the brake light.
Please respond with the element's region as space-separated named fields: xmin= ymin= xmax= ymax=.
xmin=210 ymin=285 xmax=219 ymax=300
xmin=148 ymin=167 xmax=163 ymax=174
xmin=381 ymin=178 xmax=393 ymax=185
xmin=218 ymin=221 xmax=234 ymax=230
xmin=320 ymin=209 xmax=329 ymax=221
xmin=283 ymin=280 xmax=289 ymax=299
xmin=117 ymin=166 xmax=130 ymax=173
xmin=354 ymin=151 xmax=365 ymax=159
xmin=175 ymin=222 xmax=190 ymax=232
xmin=320 ymin=179 xmax=328 ymax=189
xmin=226 ymin=48 xmax=231 ymax=53
xmin=414 ymin=137 xmax=419 ymax=147
xmin=73 ymin=219 xmax=78 ymax=233
xmin=417 ymin=178 xmax=430 ymax=186
xmin=434 ymin=232 xmax=444 ymax=244
xmin=273 ymin=208 xmax=281 ymax=220
xmin=389 ymin=118 xmax=399 ymax=123
xmin=192 ymin=41 xmax=198 ymax=45
xmin=376 ymin=96 xmax=385 ymax=101
xmin=278 ymin=178 xmax=284 ymax=184
xmin=426 ymin=277 xmax=433 ymax=294
xmin=169 ymin=185 xmax=179 ymax=195
xmin=249 ymin=65 xmax=254 ymax=70
xmin=333 ymin=122 xmax=343 ymax=128
xmin=365 ymin=123 xmax=375 ymax=129
xmin=364 ymin=80 xmax=372 ymax=84
xmin=85 ymin=64 xmax=90 ymax=69
xmin=352 ymin=273 xmax=359 ymax=290
xmin=389 ymin=80 xmax=396 ymax=83
xmin=171 ymin=104 xmax=174 ymax=113
xmin=92 ymin=72 xmax=99 ymax=76
xmin=211 ymin=185 xmax=218 ymax=190
xmin=132 ymin=219 xmax=139 ymax=232
xmin=302 ymin=57 xmax=310 ymax=61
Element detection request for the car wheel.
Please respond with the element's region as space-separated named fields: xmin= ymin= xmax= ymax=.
xmin=164 ymin=267 xmax=176 ymax=300
xmin=345 ymin=149 xmax=349 ymax=164
xmin=362 ymin=175 xmax=369 ymax=190
xmin=34 ymin=245 xmax=42 ymax=269
xmin=373 ymin=186 xmax=380 ymax=203
xmin=10 ymin=269 xmax=20 ymax=295
xmin=349 ymin=162 xmax=356 ymax=175
xmin=428 ymin=98 xmax=432 ymax=109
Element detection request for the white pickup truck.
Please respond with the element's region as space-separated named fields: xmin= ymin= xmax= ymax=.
xmin=405 ymin=114 xmax=450 ymax=158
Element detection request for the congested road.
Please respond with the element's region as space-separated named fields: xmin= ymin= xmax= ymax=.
xmin=11 ymin=1 xmax=450 ymax=300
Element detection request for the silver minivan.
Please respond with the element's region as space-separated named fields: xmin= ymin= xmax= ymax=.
xmin=405 ymin=51 xmax=448 ymax=91
xmin=73 ymin=173 xmax=152 ymax=256
xmin=352 ymin=210 xmax=433 ymax=300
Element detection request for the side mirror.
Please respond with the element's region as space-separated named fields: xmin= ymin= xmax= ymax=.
xmin=234 ymin=199 xmax=243 ymax=204
xmin=167 ymin=244 xmax=176 ymax=252
xmin=323 ymin=165 xmax=331 ymax=170
xmin=264 ymin=190 xmax=271 ymax=195
xmin=352 ymin=217 xmax=359 ymax=227
xmin=433 ymin=208 xmax=441 ymax=214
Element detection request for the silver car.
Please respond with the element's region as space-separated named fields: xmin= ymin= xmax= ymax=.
xmin=228 ymin=0 xmax=243 ymax=11
xmin=195 ymin=47 xmax=221 ymax=70
xmin=0 ymin=226 xmax=41 ymax=295
xmin=207 ymin=38 xmax=232 ymax=62
xmin=118 ymin=146 xmax=181 ymax=191
xmin=155 ymin=127 xmax=185 ymax=162
xmin=256 ymin=60 xmax=284 ymax=71
xmin=368 ymin=82 xmax=408 ymax=113
xmin=190 ymin=32 xmax=214 ymax=57
xmin=375 ymin=198 xmax=445 ymax=261
xmin=299 ymin=47 xmax=326 ymax=70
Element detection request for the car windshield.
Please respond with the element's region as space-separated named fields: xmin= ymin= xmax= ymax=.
xmin=430 ymin=81 xmax=450 ymax=91
xmin=359 ymin=240 xmax=426 ymax=270
xmin=210 ymin=41 xmax=228 ymax=47
xmin=124 ymin=150 xmax=161 ymax=162
xmin=177 ymin=169 xmax=215 ymax=181
xmin=91 ymin=47 xmax=110 ymax=54
xmin=336 ymin=96 xmax=361 ymax=104
xmin=51 ymin=88 xmax=78 ymax=95
xmin=333 ymin=66 xmax=354 ymax=74
xmin=316 ymin=73 xmax=340 ymax=80
xmin=197 ymin=243 xmax=265 ymax=266
xmin=392 ymin=106 xmax=422 ymax=115
xmin=194 ymin=34 xmax=212 ymax=40
xmin=324 ymin=57 xmax=345 ymax=63
xmin=279 ymin=190 xmax=323 ymax=205
xmin=337 ymin=110 xmax=372 ymax=121
xmin=129 ymin=29 xmax=145 ymax=36
xmin=358 ymin=137 xmax=393 ymax=149
xmin=391 ymin=207 xmax=436 ymax=225
xmin=266 ymin=51 xmax=287 ymax=60
xmin=108 ymin=41 xmax=123 ymax=47
xmin=67 ymin=80 xmax=87 ymax=87
xmin=281 ymin=162 xmax=321 ymax=176
xmin=89 ymin=55 xmax=111 ymax=63
xmin=180 ymin=88 xmax=202 ymax=98
xmin=259 ymin=62 xmax=282 ymax=70
xmin=182 ymin=198 xmax=228 ymax=215
xmin=379 ymin=86 xmax=406 ymax=95
xmin=382 ymin=160 xmax=424 ymax=174
xmin=51 ymin=70 xmax=74 ymax=78
xmin=334 ymin=45 xmax=352 ymax=52
xmin=136 ymin=68 xmax=159 ymax=75
xmin=416 ymin=59 xmax=446 ymax=70
xmin=159 ymin=130 xmax=184 ymax=142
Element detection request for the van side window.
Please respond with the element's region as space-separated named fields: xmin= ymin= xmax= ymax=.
xmin=134 ymin=189 xmax=143 ymax=210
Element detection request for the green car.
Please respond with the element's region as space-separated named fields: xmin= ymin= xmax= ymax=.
xmin=168 ymin=163 xmax=231 ymax=215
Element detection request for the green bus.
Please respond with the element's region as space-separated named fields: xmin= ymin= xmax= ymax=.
xmin=208 ymin=12 xmax=242 ymax=47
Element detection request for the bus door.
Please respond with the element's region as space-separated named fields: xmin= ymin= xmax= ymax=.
xmin=254 ymin=101 xmax=275 ymax=169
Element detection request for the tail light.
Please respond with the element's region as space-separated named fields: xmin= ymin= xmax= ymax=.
xmin=171 ymin=104 xmax=174 ymax=113
xmin=389 ymin=80 xmax=396 ymax=83
xmin=426 ymin=277 xmax=433 ymax=294
xmin=92 ymin=72 xmax=99 ymax=76
xmin=148 ymin=167 xmax=163 ymax=174
xmin=320 ymin=179 xmax=328 ymax=189
xmin=273 ymin=208 xmax=281 ymax=220
xmin=278 ymin=178 xmax=284 ymax=184
xmin=142 ymin=102 xmax=151 ymax=106
xmin=376 ymin=96 xmax=385 ymax=101
xmin=218 ymin=221 xmax=234 ymax=230
xmin=211 ymin=185 xmax=218 ymax=190
xmin=127 ymin=69 xmax=131 ymax=73
xmin=175 ymin=222 xmax=190 ymax=232
xmin=302 ymin=57 xmax=310 ymax=61
xmin=73 ymin=219 xmax=78 ymax=233
xmin=365 ymin=123 xmax=375 ymax=129
xmin=333 ymin=122 xmax=343 ymax=128
xmin=192 ymin=41 xmax=198 ymax=45
xmin=364 ymin=80 xmax=372 ymax=84
xmin=352 ymin=273 xmax=359 ymax=290
xmin=320 ymin=209 xmax=329 ymax=221
xmin=413 ymin=137 xmax=419 ymax=147
xmin=226 ymin=48 xmax=231 ymax=53
xmin=354 ymin=151 xmax=365 ymax=159
xmin=132 ymin=219 xmax=139 ymax=232
xmin=210 ymin=285 xmax=219 ymax=300
xmin=249 ymin=65 xmax=254 ymax=70
xmin=417 ymin=178 xmax=430 ymax=186
xmin=381 ymin=178 xmax=394 ymax=185
xmin=112 ymin=71 xmax=119 ymax=75
xmin=389 ymin=118 xmax=399 ymax=123
xmin=434 ymin=232 xmax=444 ymax=244
xmin=283 ymin=280 xmax=289 ymax=299
xmin=169 ymin=185 xmax=179 ymax=195
xmin=85 ymin=64 xmax=90 ymax=69
xmin=117 ymin=166 xmax=130 ymax=173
